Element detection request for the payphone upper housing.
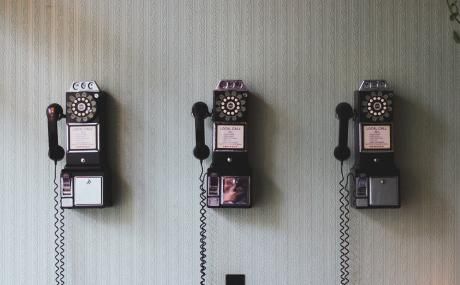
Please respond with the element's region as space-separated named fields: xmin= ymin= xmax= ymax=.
xmin=47 ymin=81 xmax=110 ymax=209
xmin=192 ymin=80 xmax=252 ymax=208
xmin=352 ymin=80 xmax=400 ymax=208
xmin=208 ymin=80 xmax=251 ymax=208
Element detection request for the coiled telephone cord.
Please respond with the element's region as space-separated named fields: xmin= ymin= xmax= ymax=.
xmin=53 ymin=162 xmax=65 ymax=285
xmin=338 ymin=162 xmax=352 ymax=285
xmin=198 ymin=161 xmax=207 ymax=285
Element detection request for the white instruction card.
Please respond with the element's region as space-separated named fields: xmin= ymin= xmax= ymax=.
xmin=69 ymin=125 xmax=97 ymax=150
xmin=363 ymin=125 xmax=391 ymax=150
xmin=216 ymin=125 xmax=244 ymax=149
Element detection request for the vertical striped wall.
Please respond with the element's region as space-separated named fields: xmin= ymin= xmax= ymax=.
xmin=0 ymin=0 xmax=459 ymax=284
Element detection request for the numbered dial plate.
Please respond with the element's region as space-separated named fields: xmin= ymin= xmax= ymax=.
xmin=66 ymin=92 xmax=97 ymax=122
xmin=215 ymin=91 xmax=248 ymax=121
xmin=362 ymin=91 xmax=393 ymax=121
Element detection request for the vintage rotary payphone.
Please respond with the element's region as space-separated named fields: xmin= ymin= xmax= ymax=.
xmin=192 ymin=80 xmax=252 ymax=208
xmin=46 ymin=80 xmax=110 ymax=285
xmin=334 ymin=80 xmax=400 ymax=208
xmin=333 ymin=80 xmax=400 ymax=285
xmin=192 ymin=80 xmax=251 ymax=285
xmin=47 ymin=80 xmax=110 ymax=208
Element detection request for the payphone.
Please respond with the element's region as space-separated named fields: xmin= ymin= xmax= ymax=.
xmin=333 ymin=80 xmax=400 ymax=284
xmin=46 ymin=80 xmax=110 ymax=284
xmin=192 ymin=80 xmax=252 ymax=284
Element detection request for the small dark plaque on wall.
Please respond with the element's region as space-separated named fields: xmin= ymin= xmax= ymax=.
xmin=226 ymin=274 xmax=245 ymax=285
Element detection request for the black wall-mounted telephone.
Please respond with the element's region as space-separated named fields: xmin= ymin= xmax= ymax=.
xmin=193 ymin=80 xmax=252 ymax=208
xmin=334 ymin=80 xmax=400 ymax=285
xmin=47 ymin=81 xmax=110 ymax=208
xmin=192 ymin=80 xmax=252 ymax=285
xmin=335 ymin=80 xmax=400 ymax=208
xmin=47 ymin=81 xmax=110 ymax=285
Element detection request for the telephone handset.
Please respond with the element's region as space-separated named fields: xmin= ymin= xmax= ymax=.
xmin=334 ymin=103 xmax=353 ymax=162
xmin=193 ymin=80 xmax=252 ymax=208
xmin=46 ymin=81 xmax=110 ymax=208
xmin=192 ymin=102 xmax=211 ymax=160
xmin=47 ymin=104 xmax=65 ymax=161
xmin=335 ymin=80 xmax=400 ymax=208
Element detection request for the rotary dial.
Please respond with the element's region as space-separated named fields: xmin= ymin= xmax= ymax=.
xmin=362 ymin=91 xmax=393 ymax=121
xmin=215 ymin=91 xmax=247 ymax=121
xmin=66 ymin=92 xmax=97 ymax=122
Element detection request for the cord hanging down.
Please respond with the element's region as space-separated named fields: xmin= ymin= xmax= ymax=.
xmin=338 ymin=162 xmax=351 ymax=285
xmin=198 ymin=160 xmax=207 ymax=285
xmin=53 ymin=162 xmax=65 ymax=285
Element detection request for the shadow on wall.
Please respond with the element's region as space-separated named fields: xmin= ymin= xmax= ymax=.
xmin=73 ymin=91 xmax=133 ymax=225
xmin=348 ymin=88 xmax=452 ymax=283
xmin=215 ymin=90 xmax=283 ymax=230
xmin=356 ymin=92 xmax=450 ymax=238
xmin=446 ymin=0 xmax=460 ymax=43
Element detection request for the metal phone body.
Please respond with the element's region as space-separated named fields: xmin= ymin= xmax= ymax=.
xmin=61 ymin=81 xmax=110 ymax=208
xmin=352 ymin=80 xmax=400 ymax=208
xmin=207 ymin=80 xmax=251 ymax=208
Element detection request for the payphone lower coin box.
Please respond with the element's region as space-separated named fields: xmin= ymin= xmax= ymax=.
xmin=207 ymin=175 xmax=251 ymax=208
xmin=354 ymin=176 xmax=399 ymax=208
xmin=61 ymin=169 xmax=109 ymax=208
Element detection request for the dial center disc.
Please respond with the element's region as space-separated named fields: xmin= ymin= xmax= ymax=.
xmin=373 ymin=102 xmax=382 ymax=111
xmin=226 ymin=101 xmax=236 ymax=110
xmin=77 ymin=102 xmax=87 ymax=111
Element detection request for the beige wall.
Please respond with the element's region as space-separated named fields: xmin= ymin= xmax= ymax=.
xmin=1 ymin=0 xmax=459 ymax=284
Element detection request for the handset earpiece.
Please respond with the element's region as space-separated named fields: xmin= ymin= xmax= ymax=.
xmin=192 ymin=102 xmax=211 ymax=161
xmin=46 ymin=103 xmax=65 ymax=162
xmin=334 ymin=102 xmax=354 ymax=162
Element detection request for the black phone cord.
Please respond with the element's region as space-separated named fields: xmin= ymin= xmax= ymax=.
xmin=199 ymin=160 xmax=207 ymax=285
xmin=53 ymin=162 xmax=65 ymax=285
xmin=339 ymin=162 xmax=350 ymax=285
